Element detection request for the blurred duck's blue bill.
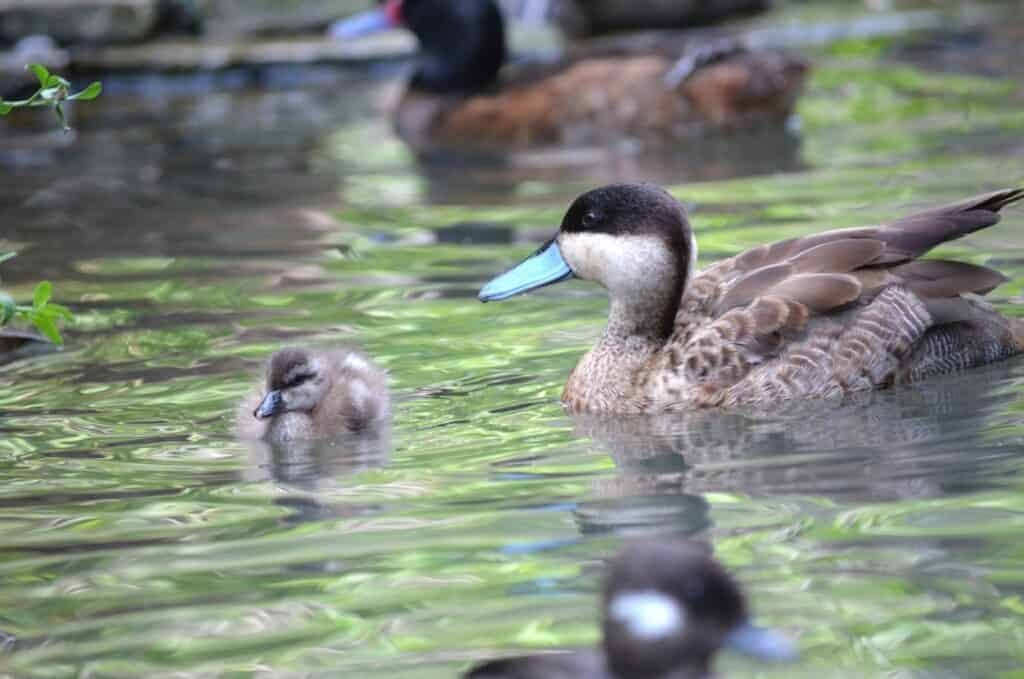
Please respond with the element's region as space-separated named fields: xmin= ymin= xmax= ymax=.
xmin=479 ymin=239 xmax=574 ymax=302
xmin=725 ymin=622 xmax=799 ymax=663
xmin=328 ymin=8 xmax=393 ymax=40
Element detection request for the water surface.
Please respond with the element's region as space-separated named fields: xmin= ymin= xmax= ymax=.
xmin=2 ymin=6 xmax=1024 ymax=678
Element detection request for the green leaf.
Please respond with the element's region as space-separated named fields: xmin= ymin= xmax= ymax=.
xmin=26 ymin=63 xmax=50 ymax=87
xmin=45 ymin=303 xmax=74 ymax=320
xmin=44 ymin=74 xmax=70 ymax=89
xmin=0 ymin=252 xmax=15 ymax=265
xmin=67 ymin=81 xmax=102 ymax=102
xmin=33 ymin=281 xmax=52 ymax=309
xmin=31 ymin=314 xmax=62 ymax=344
xmin=0 ymin=100 xmax=11 ymax=115
xmin=0 ymin=293 xmax=14 ymax=325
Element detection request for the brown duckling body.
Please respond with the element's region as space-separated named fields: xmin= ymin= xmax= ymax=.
xmin=479 ymin=184 xmax=1024 ymax=414
xmin=464 ymin=540 xmax=796 ymax=679
xmin=332 ymin=0 xmax=807 ymax=154
xmin=237 ymin=347 xmax=390 ymax=442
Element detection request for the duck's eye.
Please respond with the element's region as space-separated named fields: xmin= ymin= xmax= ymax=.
xmin=581 ymin=211 xmax=599 ymax=229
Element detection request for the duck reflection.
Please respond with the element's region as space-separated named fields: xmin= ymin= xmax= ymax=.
xmin=415 ymin=126 xmax=803 ymax=205
xmin=572 ymin=360 xmax=1024 ymax=529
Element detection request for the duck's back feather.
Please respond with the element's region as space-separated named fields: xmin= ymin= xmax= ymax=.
xmin=398 ymin=48 xmax=806 ymax=152
xmin=646 ymin=189 xmax=1024 ymax=409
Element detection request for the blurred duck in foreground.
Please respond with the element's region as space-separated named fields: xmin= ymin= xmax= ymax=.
xmin=465 ymin=540 xmax=796 ymax=679
xmin=238 ymin=347 xmax=390 ymax=442
xmin=330 ymin=0 xmax=807 ymax=153
xmin=479 ymin=184 xmax=1024 ymax=414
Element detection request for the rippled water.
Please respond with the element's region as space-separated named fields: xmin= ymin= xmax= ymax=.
xmin=3 ymin=6 xmax=1024 ymax=678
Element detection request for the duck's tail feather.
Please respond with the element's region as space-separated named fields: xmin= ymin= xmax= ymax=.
xmin=875 ymin=187 xmax=1024 ymax=264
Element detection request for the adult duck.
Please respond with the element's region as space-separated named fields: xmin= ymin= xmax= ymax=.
xmin=479 ymin=183 xmax=1024 ymax=414
xmin=330 ymin=0 xmax=808 ymax=153
xmin=464 ymin=540 xmax=796 ymax=679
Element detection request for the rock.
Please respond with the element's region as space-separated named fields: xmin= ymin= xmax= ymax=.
xmin=69 ymin=31 xmax=413 ymax=71
xmin=0 ymin=328 xmax=54 ymax=365
xmin=0 ymin=35 xmax=68 ymax=97
xmin=0 ymin=0 xmax=160 ymax=44
xmin=556 ymin=0 xmax=771 ymax=38
xmin=199 ymin=0 xmax=373 ymax=38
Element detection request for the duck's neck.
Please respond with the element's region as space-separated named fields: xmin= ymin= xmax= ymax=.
xmin=563 ymin=285 xmax=682 ymax=414
xmin=605 ymin=283 xmax=680 ymax=343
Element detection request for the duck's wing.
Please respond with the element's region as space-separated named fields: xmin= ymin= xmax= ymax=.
xmin=670 ymin=188 xmax=1024 ymax=388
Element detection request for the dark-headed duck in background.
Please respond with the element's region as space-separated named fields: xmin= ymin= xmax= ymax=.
xmin=330 ymin=0 xmax=808 ymax=154
xmin=464 ymin=540 xmax=797 ymax=679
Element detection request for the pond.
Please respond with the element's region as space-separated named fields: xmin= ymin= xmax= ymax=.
xmin=2 ymin=4 xmax=1024 ymax=678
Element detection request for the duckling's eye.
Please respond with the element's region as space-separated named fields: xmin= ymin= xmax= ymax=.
xmin=581 ymin=211 xmax=599 ymax=229
xmin=287 ymin=372 xmax=313 ymax=388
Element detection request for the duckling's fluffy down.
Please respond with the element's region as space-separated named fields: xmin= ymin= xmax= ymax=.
xmin=237 ymin=347 xmax=390 ymax=442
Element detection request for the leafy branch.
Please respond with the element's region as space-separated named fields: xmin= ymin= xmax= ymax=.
xmin=0 ymin=252 xmax=72 ymax=345
xmin=0 ymin=64 xmax=101 ymax=132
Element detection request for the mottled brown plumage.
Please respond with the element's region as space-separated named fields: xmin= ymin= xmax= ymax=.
xmin=479 ymin=184 xmax=1024 ymax=414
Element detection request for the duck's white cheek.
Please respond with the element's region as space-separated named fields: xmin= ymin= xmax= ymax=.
xmin=559 ymin=232 xmax=618 ymax=282
xmin=559 ymin=233 xmax=673 ymax=294
xmin=610 ymin=590 xmax=686 ymax=641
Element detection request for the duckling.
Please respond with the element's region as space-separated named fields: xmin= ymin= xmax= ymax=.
xmin=479 ymin=183 xmax=1024 ymax=414
xmin=237 ymin=347 xmax=390 ymax=442
xmin=330 ymin=0 xmax=807 ymax=154
xmin=464 ymin=539 xmax=796 ymax=679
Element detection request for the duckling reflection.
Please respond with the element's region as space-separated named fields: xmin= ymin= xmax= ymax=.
xmin=574 ymin=361 xmax=1024 ymax=506
xmin=242 ymin=429 xmax=394 ymax=525
xmin=465 ymin=539 xmax=796 ymax=679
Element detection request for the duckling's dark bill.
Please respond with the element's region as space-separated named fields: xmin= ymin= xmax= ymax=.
xmin=725 ymin=621 xmax=799 ymax=662
xmin=253 ymin=390 xmax=284 ymax=419
xmin=478 ymin=239 xmax=574 ymax=302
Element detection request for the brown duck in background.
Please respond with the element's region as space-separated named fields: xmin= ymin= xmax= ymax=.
xmin=330 ymin=0 xmax=808 ymax=153
xmin=556 ymin=0 xmax=772 ymax=38
xmin=237 ymin=347 xmax=390 ymax=442
xmin=479 ymin=184 xmax=1024 ymax=414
